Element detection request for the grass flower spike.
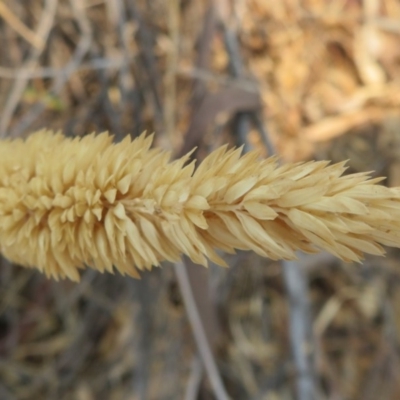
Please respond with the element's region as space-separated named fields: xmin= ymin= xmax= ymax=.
xmin=1 ymin=130 xmax=400 ymax=281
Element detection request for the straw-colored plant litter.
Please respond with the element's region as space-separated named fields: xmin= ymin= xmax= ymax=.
xmin=1 ymin=130 xmax=400 ymax=281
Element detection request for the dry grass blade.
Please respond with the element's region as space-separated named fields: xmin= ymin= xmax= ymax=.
xmin=0 ymin=2 xmax=44 ymax=48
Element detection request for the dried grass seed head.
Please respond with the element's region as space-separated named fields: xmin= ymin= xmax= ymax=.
xmin=1 ymin=130 xmax=400 ymax=281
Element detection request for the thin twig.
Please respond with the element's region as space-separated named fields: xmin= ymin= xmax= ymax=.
xmin=250 ymin=112 xmax=275 ymax=156
xmin=164 ymin=0 xmax=180 ymax=150
xmin=127 ymin=2 xmax=164 ymax=135
xmin=131 ymin=275 xmax=152 ymax=400
xmin=174 ymin=261 xmax=231 ymax=400
xmin=184 ymin=355 xmax=204 ymax=400
xmin=282 ymin=259 xmax=316 ymax=400
xmin=218 ymin=4 xmax=254 ymax=153
xmin=178 ymin=66 xmax=259 ymax=93
xmin=0 ymin=56 xmax=136 ymax=79
xmin=190 ymin=4 xmax=217 ymax=105
xmin=0 ymin=2 xmax=44 ymax=48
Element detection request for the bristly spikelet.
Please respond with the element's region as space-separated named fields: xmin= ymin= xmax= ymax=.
xmin=1 ymin=130 xmax=400 ymax=281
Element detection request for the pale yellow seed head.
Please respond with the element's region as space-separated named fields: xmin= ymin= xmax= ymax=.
xmin=1 ymin=130 xmax=400 ymax=281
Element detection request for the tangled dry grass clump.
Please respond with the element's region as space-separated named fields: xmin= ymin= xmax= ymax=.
xmin=1 ymin=130 xmax=400 ymax=281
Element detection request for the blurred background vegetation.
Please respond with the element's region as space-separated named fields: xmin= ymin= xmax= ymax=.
xmin=1 ymin=1 xmax=400 ymax=399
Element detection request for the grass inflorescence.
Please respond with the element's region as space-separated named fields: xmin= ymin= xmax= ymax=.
xmin=1 ymin=130 xmax=400 ymax=281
